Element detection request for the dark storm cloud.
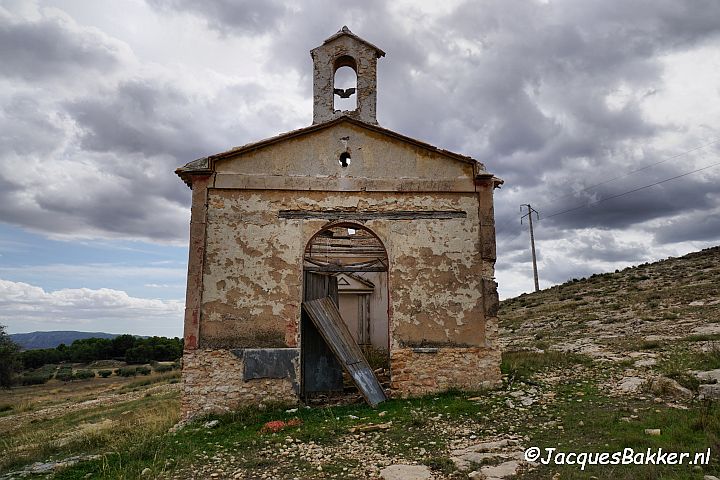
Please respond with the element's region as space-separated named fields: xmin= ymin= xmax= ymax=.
xmin=0 ymin=95 xmax=65 ymax=155
xmin=565 ymin=232 xmax=650 ymax=263
xmin=146 ymin=0 xmax=720 ymax=254
xmin=537 ymin=164 xmax=720 ymax=230
xmin=0 ymin=11 xmax=121 ymax=81
xmin=145 ymin=0 xmax=288 ymax=36
xmin=0 ymin=0 xmax=718 ymax=276
xmin=66 ymin=79 xmax=210 ymax=160
xmin=653 ymin=206 xmax=720 ymax=244
xmin=540 ymin=259 xmax=600 ymax=285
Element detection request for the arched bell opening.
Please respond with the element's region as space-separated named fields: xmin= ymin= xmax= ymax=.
xmin=333 ymin=55 xmax=358 ymax=112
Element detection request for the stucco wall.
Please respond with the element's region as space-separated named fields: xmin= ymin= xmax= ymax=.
xmin=200 ymin=189 xmax=489 ymax=350
xmin=213 ymin=123 xmax=477 ymax=192
xmin=180 ymin=122 xmax=501 ymax=417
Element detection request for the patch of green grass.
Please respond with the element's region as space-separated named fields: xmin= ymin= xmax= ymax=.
xmin=50 ymin=391 xmax=487 ymax=479
xmin=423 ymin=455 xmax=456 ymax=475
xmin=639 ymin=340 xmax=662 ymax=350
xmin=525 ymin=385 xmax=719 ymax=479
xmin=1 ymin=391 xmax=180 ymax=475
xmin=659 ymin=344 xmax=720 ymax=377
xmin=700 ymin=345 xmax=720 ymax=371
xmin=683 ymin=334 xmax=720 ymax=342
xmin=501 ymin=350 xmax=593 ymax=382
xmin=117 ymin=371 xmax=180 ymax=393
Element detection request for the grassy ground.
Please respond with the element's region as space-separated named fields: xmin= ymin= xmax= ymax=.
xmin=0 ymin=371 xmax=181 ymax=475
xmin=2 ymin=247 xmax=719 ymax=478
xmin=1 ymin=350 xmax=716 ymax=479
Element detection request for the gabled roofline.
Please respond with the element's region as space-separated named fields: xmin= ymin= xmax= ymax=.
xmin=312 ymin=26 xmax=385 ymax=58
xmin=175 ymin=115 xmax=486 ymax=187
xmin=335 ymin=272 xmax=376 ymax=290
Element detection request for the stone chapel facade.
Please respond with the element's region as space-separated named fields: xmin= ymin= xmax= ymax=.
xmin=176 ymin=27 xmax=502 ymax=419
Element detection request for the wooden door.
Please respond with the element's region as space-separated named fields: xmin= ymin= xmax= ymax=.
xmin=302 ymin=297 xmax=387 ymax=407
xmin=301 ymin=272 xmax=343 ymax=396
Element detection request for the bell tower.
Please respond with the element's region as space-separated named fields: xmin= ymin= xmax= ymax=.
xmin=310 ymin=26 xmax=385 ymax=125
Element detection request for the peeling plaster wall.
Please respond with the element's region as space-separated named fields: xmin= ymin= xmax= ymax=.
xmin=214 ymin=123 xmax=475 ymax=189
xmin=201 ymin=190 xmax=489 ymax=349
xmin=181 ymin=123 xmax=501 ymax=416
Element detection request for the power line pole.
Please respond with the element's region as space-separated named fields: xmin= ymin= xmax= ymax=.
xmin=521 ymin=204 xmax=540 ymax=292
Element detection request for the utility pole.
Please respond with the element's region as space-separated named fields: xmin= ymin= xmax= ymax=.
xmin=521 ymin=204 xmax=540 ymax=292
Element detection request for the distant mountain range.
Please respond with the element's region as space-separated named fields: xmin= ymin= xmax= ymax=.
xmin=10 ymin=331 xmax=122 ymax=350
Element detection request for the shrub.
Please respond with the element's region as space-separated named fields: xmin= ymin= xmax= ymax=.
xmin=118 ymin=367 xmax=137 ymax=377
xmin=74 ymin=369 xmax=95 ymax=380
xmin=98 ymin=370 xmax=113 ymax=378
xmin=56 ymin=369 xmax=75 ymax=381
xmin=20 ymin=374 xmax=51 ymax=386
xmin=135 ymin=366 xmax=151 ymax=376
xmin=55 ymin=370 xmax=75 ymax=382
xmin=153 ymin=364 xmax=173 ymax=373
xmin=0 ymin=325 xmax=21 ymax=388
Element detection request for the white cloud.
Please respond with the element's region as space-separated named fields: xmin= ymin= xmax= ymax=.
xmin=0 ymin=278 xmax=184 ymax=336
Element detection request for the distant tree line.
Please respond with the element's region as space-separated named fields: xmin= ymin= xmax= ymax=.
xmin=0 ymin=325 xmax=20 ymax=388
xmin=19 ymin=335 xmax=183 ymax=369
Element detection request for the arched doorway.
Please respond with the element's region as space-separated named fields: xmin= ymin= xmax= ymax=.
xmin=301 ymin=222 xmax=390 ymax=399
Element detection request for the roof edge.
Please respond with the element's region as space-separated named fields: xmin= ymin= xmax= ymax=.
xmin=176 ymin=116 xmax=488 ymax=187
xmin=314 ymin=26 xmax=385 ymax=58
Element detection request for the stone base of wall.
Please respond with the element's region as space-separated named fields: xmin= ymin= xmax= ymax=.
xmin=182 ymin=349 xmax=298 ymax=420
xmin=389 ymin=347 xmax=501 ymax=397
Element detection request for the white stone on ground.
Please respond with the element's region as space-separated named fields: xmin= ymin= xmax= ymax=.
xmin=694 ymin=369 xmax=720 ymax=383
xmin=379 ymin=464 xmax=432 ymax=480
xmin=617 ymin=376 xmax=644 ymax=393
xmin=451 ymin=438 xmax=522 ymax=470
xmin=478 ymin=460 xmax=521 ymax=479
xmin=699 ymin=384 xmax=720 ymax=400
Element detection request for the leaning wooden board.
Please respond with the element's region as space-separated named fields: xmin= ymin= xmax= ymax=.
xmin=301 ymin=297 xmax=387 ymax=407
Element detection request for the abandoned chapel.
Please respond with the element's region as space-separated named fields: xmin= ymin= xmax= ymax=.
xmin=176 ymin=27 xmax=503 ymax=419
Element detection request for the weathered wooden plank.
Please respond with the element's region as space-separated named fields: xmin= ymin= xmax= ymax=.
xmin=279 ymin=210 xmax=467 ymax=220
xmin=303 ymin=265 xmax=388 ymax=273
xmin=303 ymin=299 xmax=361 ymax=366
xmin=302 ymin=297 xmax=387 ymax=407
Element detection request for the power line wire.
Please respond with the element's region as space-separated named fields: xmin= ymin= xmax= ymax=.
xmin=541 ymin=159 xmax=720 ymax=220
xmin=543 ymin=137 xmax=720 ymax=205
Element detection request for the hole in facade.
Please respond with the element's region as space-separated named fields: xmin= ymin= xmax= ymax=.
xmin=339 ymin=152 xmax=351 ymax=167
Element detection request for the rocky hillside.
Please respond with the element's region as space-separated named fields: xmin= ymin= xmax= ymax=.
xmin=500 ymin=245 xmax=720 ymax=360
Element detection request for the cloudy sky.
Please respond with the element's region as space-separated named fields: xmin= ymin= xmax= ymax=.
xmin=1 ymin=0 xmax=719 ymax=336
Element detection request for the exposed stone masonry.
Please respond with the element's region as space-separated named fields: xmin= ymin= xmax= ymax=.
xmin=390 ymin=347 xmax=502 ymax=397
xmin=182 ymin=349 xmax=297 ymax=420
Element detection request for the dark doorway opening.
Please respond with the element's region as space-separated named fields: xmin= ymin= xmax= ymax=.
xmin=300 ymin=223 xmax=390 ymax=402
